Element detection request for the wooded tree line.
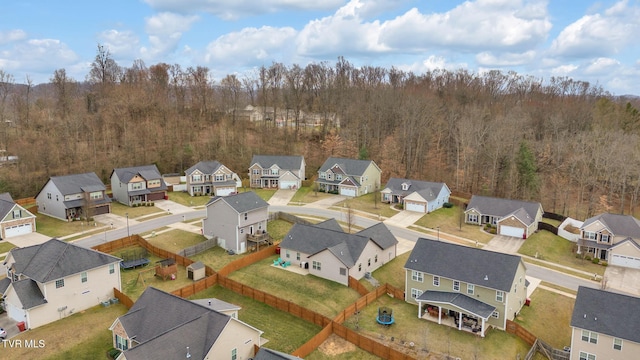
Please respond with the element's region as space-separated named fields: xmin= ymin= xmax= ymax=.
xmin=0 ymin=45 xmax=639 ymax=220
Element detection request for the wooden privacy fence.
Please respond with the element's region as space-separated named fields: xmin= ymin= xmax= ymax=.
xmin=348 ymin=276 xmax=370 ymax=296
xmin=506 ymin=320 xmax=537 ymax=346
xmin=178 ymin=237 xmax=218 ymax=257
xmin=217 ymin=245 xmax=277 ymax=277
xmin=269 ymin=211 xmax=314 ymax=225
xmin=113 ymin=288 xmax=134 ymax=309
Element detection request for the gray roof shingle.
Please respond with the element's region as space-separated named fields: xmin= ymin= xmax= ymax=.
xmin=8 ymin=238 xmax=120 ymax=283
xmin=185 ymin=160 xmax=224 ymax=175
xmin=582 ymin=213 xmax=640 ymax=239
xmin=466 ymin=195 xmax=542 ymax=226
xmin=47 ymin=172 xmax=106 ymax=196
xmin=112 ymin=165 xmax=164 ymax=184
xmin=250 ymin=155 xmax=304 ymax=170
xmin=318 ymin=157 xmax=377 ymax=176
xmin=571 ymin=286 xmax=640 ymax=343
xmin=417 ymin=290 xmax=496 ymax=319
xmin=254 ymin=348 xmax=302 ymax=360
xmin=206 ymin=191 xmax=268 ymax=213
xmin=356 ymin=222 xmax=399 ymax=250
xmin=405 ymin=238 xmax=523 ymax=292
xmin=383 ymin=178 xmax=449 ymax=202
xmin=11 ymin=279 xmax=47 ymax=309
xmin=0 ymin=192 xmax=17 ymax=219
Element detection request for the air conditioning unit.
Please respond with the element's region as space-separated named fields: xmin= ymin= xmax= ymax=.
xmin=365 ymin=272 xmax=371 ymax=279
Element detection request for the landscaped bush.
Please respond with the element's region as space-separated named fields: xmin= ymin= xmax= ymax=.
xmin=585 ymin=255 xmax=592 ymax=261
xmin=443 ymin=202 xmax=454 ymax=208
xmin=107 ymin=348 xmax=121 ymax=360
xmin=592 ymin=258 xmax=600 ymax=264
xmin=601 ymin=261 xmax=608 ymax=267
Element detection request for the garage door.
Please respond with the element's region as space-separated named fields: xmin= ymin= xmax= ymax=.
xmin=216 ymin=187 xmax=236 ymax=196
xmin=94 ymin=205 xmax=110 ymax=215
xmin=340 ymin=187 xmax=356 ymax=197
xmin=611 ymin=254 xmax=640 ymax=269
xmin=500 ymin=225 xmax=525 ymax=238
xmin=5 ymin=223 xmax=33 ymax=238
xmin=280 ymin=181 xmax=297 ymax=190
xmin=6 ymin=302 xmax=26 ymax=323
xmin=405 ymin=201 xmax=426 ymax=213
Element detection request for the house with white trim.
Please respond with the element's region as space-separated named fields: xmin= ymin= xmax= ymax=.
xmin=464 ymin=195 xmax=543 ymax=239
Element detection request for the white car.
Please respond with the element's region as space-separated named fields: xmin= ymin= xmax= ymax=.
xmin=0 ymin=327 xmax=6 ymax=339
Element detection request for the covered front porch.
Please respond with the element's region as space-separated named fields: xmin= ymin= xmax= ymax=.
xmin=577 ymin=241 xmax=609 ymax=260
xmin=416 ymin=291 xmax=494 ymax=337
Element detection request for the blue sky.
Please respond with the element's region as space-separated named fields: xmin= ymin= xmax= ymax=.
xmin=1 ymin=0 xmax=639 ymax=95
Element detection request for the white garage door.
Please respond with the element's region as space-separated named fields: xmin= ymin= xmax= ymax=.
xmin=6 ymin=302 xmax=26 ymax=322
xmin=340 ymin=187 xmax=356 ymax=197
xmin=5 ymin=223 xmax=33 ymax=238
xmin=500 ymin=225 xmax=525 ymax=238
xmin=216 ymin=187 xmax=236 ymax=196
xmin=611 ymin=254 xmax=640 ymax=269
xmin=280 ymin=181 xmax=297 ymax=190
xmin=405 ymin=201 xmax=426 ymax=213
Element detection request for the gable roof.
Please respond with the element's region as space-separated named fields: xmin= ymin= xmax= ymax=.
xmin=254 ymin=348 xmax=302 ymax=360
xmin=10 ymin=278 xmax=47 ymax=309
xmin=355 ymin=222 xmax=399 ymax=250
xmin=582 ymin=213 xmax=640 ymax=239
xmin=250 ymin=155 xmax=304 ymax=170
xmin=0 ymin=192 xmax=32 ymax=220
xmin=405 ymin=238 xmax=523 ymax=292
xmin=466 ymin=195 xmax=542 ymax=225
xmin=319 ymin=157 xmax=379 ymax=177
xmin=383 ymin=178 xmax=450 ymax=202
xmin=571 ymin=286 xmax=640 ymax=343
xmin=185 ymin=160 xmax=226 ymax=176
xmin=206 ymin=191 xmax=268 ymax=213
xmin=37 ymin=172 xmax=106 ymax=197
xmin=112 ymin=164 xmax=164 ymax=184
xmin=8 ymin=238 xmax=120 ymax=283
xmin=190 ymin=298 xmax=241 ymax=313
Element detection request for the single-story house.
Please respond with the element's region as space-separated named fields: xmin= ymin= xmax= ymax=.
xmin=380 ymin=178 xmax=451 ymax=213
xmin=464 ymin=195 xmax=543 ymax=238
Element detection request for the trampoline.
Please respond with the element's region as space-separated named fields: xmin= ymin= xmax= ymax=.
xmin=376 ymin=307 xmax=394 ymax=326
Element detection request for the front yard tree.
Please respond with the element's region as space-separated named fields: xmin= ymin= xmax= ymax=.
xmin=516 ymin=141 xmax=539 ymax=199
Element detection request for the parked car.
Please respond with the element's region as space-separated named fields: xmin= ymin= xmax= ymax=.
xmin=0 ymin=327 xmax=6 ymax=339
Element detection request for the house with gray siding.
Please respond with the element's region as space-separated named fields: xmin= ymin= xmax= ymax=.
xmin=464 ymin=195 xmax=543 ymax=239
xmin=110 ymin=165 xmax=167 ymax=206
xmin=202 ymin=192 xmax=269 ymax=254
xmin=249 ymin=155 xmax=305 ymax=189
xmin=0 ymin=192 xmax=36 ymax=239
xmin=35 ymin=172 xmax=111 ymax=221
xmin=380 ymin=178 xmax=451 ymax=213
xmin=278 ymin=219 xmax=398 ymax=286
xmin=185 ymin=160 xmax=242 ymax=197
xmin=316 ymin=157 xmax=381 ymax=197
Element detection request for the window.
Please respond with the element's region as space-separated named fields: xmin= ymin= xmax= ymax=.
xmin=116 ymin=335 xmax=128 ymax=350
xmin=109 ymin=264 xmax=115 ymax=274
xmin=296 ymin=252 xmax=300 ymax=261
xmin=402 ymin=183 xmax=409 ymax=191
xmin=340 ymin=268 xmax=346 ymax=276
xmin=579 ymin=352 xmax=596 ymax=360
xmin=285 ymin=250 xmax=290 ymax=258
xmin=336 ymin=174 xmax=342 ymax=181
xmin=90 ymin=191 xmax=102 ymax=200
xmin=467 ymin=284 xmax=474 ymax=295
xmin=583 ymin=231 xmax=596 ymax=240
xmin=468 ymin=214 xmax=478 ymax=223
xmin=312 ymin=261 xmax=321 ymax=271
xmin=613 ymin=338 xmax=622 ymax=350
xmin=374 ymin=254 xmax=378 ymax=263
xmin=600 ymin=234 xmax=610 ymax=243
xmin=12 ymin=209 xmax=20 ymax=219
xmin=231 ymin=348 xmax=237 ymax=360
xmin=147 ymin=179 xmax=161 ymax=186
xmin=56 ymin=195 xmax=59 ymax=201
xmin=412 ymin=271 xmax=423 ymax=282
xmin=214 ymin=174 xmax=223 ymax=181
xmin=433 ymin=276 xmax=440 ymax=286
xmin=192 ymin=174 xmax=202 ymax=182
xmin=581 ymin=330 xmax=598 ymax=344
xmin=252 ymin=169 xmax=259 ymax=175
xmin=367 ymin=258 xmax=371 ymax=266
xmin=244 ymin=213 xmax=248 ymax=220
xmin=411 ymin=288 xmax=423 ymax=299
xmin=514 ymin=284 xmax=517 ymax=293
xmin=453 ymin=280 xmax=460 ymax=291
xmin=56 ymin=279 xmax=65 ymax=288
xmin=271 ymin=168 xmax=279 ymax=175
xmin=47 ymin=193 xmax=52 ymax=199
xmin=358 ymin=263 xmax=362 ymax=272
xmin=319 ymin=172 xmax=326 ymax=179
xmin=81 ymin=272 xmax=87 ymax=283
xmin=491 ymin=311 xmax=499 ymax=318
xmin=131 ymin=182 xmax=143 ymax=190
xmin=496 ymin=290 xmax=504 ymax=302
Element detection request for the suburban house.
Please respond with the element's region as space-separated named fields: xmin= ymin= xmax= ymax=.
xmin=380 ymin=178 xmax=451 ymax=213
xmin=316 ymin=157 xmax=381 ymax=197
xmin=249 ymin=155 xmax=306 ymax=189
xmin=404 ymin=238 xmax=528 ymax=337
xmin=0 ymin=192 xmax=36 ymax=239
xmin=110 ymin=165 xmax=168 ymax=206
xmin=278 ymin=219 xmax=398 ymax=286
xmin=0 ymin=238 xmax=121 ymax=329
xmin=464 ymin=195 xmax=544 ymax=239
xmin=185 ymin=160 xmax=242 ymax=197
xmin=202 ymin=191 xmax=269 ymax=254
xmin=570 ymin=286 xmax=640 ymax=360
xmin=109 ymin=287 xmax=264 ymax=360
xmin=35 ymin=172 xmax=112 ymax=221
xmin=577 ymin=213 xmax=640 ymax=269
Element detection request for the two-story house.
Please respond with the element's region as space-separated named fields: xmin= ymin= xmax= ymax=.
xmin=0 ymin=192 xmax=37 ymax=239
xmin=0 ymin=238 xmax=121 ymax=329
xmin=578 ymin=213 xmax=640 ymax=269
xmin=35 ymin=172 xmax=111 ymax=221
xmin=570 ymin=286 xmax=640 ymax=360
xmin=185 ymin=160 xmax=241 ymax=197
xmin=404 ymin=238 xmax=528 ymax=337
xmin=110 ymin=165 xmax=167 ymax=206
xmin=464 ymin=195 xmax=544 ymax=239
xmin=248 ymin=155 xmax=306 ymax=189
xmin=380 ymin=178 xmax=451 ymax=213
xmin=110 ymin=287 xmax=264 ymax=360
xmin=278 ymin=219 xmax=398 ymax=286
xmin=202 ymin=191 xmax=269 ymax=254
xmin=315 ymin=157 xmax=381 ymax=197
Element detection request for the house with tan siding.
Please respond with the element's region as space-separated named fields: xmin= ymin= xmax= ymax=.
xmin=0 ymin=192 xmax=36 ymax=239
xmin=578 ymin=213 xmax=640 ymax=269
xmin=316 ymin=157 xmax=381 ymax=197
xmin=185 ymin=160 xmax=241 ymax=197
xmin=110 ymin=165 xmax=167 ymax=206
xmin=249 ymin=155 xmax=305 ymax=189
xmin=464 ymin=195 xmax=543 ymax=239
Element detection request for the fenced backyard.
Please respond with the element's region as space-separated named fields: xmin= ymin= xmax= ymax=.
xmin=177 ymin=237 xmax=218 ymax=257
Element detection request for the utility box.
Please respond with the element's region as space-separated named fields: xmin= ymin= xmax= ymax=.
xmin=187 ymin=261 xmax=206 ymax=281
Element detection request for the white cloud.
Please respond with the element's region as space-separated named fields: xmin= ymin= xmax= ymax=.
xmin=400 ymin=55 xmax=468 ymax=74
xmin=141 ymin=12 xmax=199 ymax=59
xmin=584 ymin=57 xmax=620 ymax=75
xmin=0 ymin=30 xmax=27 ymax=45
xmin=98 ymin=30 xmax=141 ymax=60
xmin=550 ymin=64 xmax=578 ymax=75
xmin=204 ymin=26 xmax=297 ymax=66
xmin=476 ymin=51 xmax=537 ymax=66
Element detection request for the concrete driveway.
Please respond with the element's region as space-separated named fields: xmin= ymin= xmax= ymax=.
xmin=0 ymin=312 xmax=19 ymax=340
xmin=384 ymin=211 xmax=424 ymax=227
xmin=268 ymin=189 xmax=296 ymax=206
xmin=154 ymin=199 xmax=194 ymax=214
xmin=304 ymin=195 xmax=346 ymax=209
xmin=484 ymin=235 xmax=526 ymax=255
xmin=604 ymin=266 xmax=640 ymax=296
xmin=6 ymin=232 xmax=51 ymax=248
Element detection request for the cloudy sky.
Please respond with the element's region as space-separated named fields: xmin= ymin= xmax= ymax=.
xmin=1 ymin=0 xmax=639 ymax=95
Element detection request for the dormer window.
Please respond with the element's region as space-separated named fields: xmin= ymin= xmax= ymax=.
xmin=600 ymin=234 xmax=610 ymax=243
xmin=401 ymin=183 xmax=409 ymax=191
xmin=12 ymin=210 xmax=20 ymax=219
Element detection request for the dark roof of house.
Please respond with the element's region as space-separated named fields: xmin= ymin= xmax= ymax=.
xmin=383 ymin=178 xmax=450 ymax=202
xmin=404 ymin=238 xmax=523 ymax=292
xmin=254 ymin=347 xmax=302 ymax=360
xmin=582 ymin=213 xmax=640 ymax=239
xmin=0 ymin=192 xmax=25 ymax=219
xmin=250 ymin=155 xmax=304 ymax=170
xmin=280 ymin=221 xmax=397 ymax=268
xmin=313 ymin=218 xmax=344 ymax=232
xmin=8 ymin=238 xmax=120 ymax=283
xmin=466 ymin=195 xmax=542 ymax=225
xmin=206 ymin=191 xmax=268 ymax=213
xmin=610 ymin=237 xmax=640 ymax=251
xmin=571 ymin=286 xmax=640 ymax=343
xmin=11 ymin=279 xmax=47 ymax=309
xmin=417 ymin=290 xmax=496 ymax=319
xmin=190 ymin=298 xmax=241 ymax=312
xmin=112 ymin=164 xmax=164 ymax=183
xmin=0 ymin=277 xmax=10 ymax=294
xmin=318 ymin=157 xmax=378 ymax=176
xmin=40 ymin=172 xmax=106 ymax=197
xmin=185 ymin=160 xmax=225 ymax=175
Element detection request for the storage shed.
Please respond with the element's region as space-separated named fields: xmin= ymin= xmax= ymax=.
xmin=187 ymin=261 xmax=206 ymax=281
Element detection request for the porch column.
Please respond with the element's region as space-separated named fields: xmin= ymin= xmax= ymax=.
xmin=438 ymin=306 xmax=442 ymax=324
xmin=481 ymin=318 xmax=486 ymax=337
xmin=417 ymin=301 xmax=422 ymax=318
xmin=458 ymin=313 xmax=462 ymax=331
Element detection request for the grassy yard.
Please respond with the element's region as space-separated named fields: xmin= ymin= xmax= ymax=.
xmin=290 ymin=186 xmax=335 ymax=204
xmin=36 ymin=214 xmax=105 ymax=238
xmin=334 ymin=193 xmax=398 ymax=219
xmin=238 ymin=187 xmax=277 ymax=202
xmin=229 ymin=255 xmax=361 ymax=318
xmin=0 ymin=240 xmax=16 ymax=253
xmin=342 ymin=295 xmax=531 ymax=360
xmin=6 ymin=303 xmax=127 ymax=360
xmin=541 ymin=218 xmax=562 ymax=227
xmin=168 ymin=191 xmax=211 ymax=206
xmin=519 ymin=230 xmax=607 ymax=276
xmin=190 ymin=285 xmax=322 ymax=354
xmin=515 ymin=288 xmax=575 ymax=348
xmin=145 ymin=229 xmax=206 ymax=254
xmin=367 ymin=252 xmax=409 ymax=290
xmin=267 ymin=219 xmax=294 ymax=242
xmin=189 ymin=245 xmax=246 ymax=271
xmin=413 ymin=206 xmax=494 ymax=243
xmin=110 ymin=202 xmax=163 ymax=218
xmin=306 ymin=335 xmax=381 ymax=359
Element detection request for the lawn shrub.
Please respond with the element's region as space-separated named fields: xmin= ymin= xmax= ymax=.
xmin=443 ymin=202 xmax=454 ymax=208
xmin=107 ymin=348 xmax=121 ymax=359
xmin=585 ymin=255 xmax=592 ymax=261
xmin=592 ymin=258 xmax=600 ymax=264
xmin=601 ymin=261 xmax=608 ymax=267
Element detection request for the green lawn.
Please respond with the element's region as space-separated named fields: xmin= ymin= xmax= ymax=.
xmin=541 ymin=218 xmax=562 ymax=227
xmin=367 ymin=252 xmax=409 ymax=290
xmin=190 ymin=285 xmax=322 ymax=354
xmin=229 ymin=255 xmax=361 ymax=318
xmin=290 ymin=186 xmax=336 ymax=204
xmin=238 ymin=187 xmax=277 ymax=202
xmin=36 ymin=214 xmax=105 ymax=238
xmin=168 ymin=191 xmax=211 ymax=206
xmin=189 ymin=245 xmax=241 ymax=271
xmin=306 ymin=335 xmax=381 ymax=359
xmin=268 ymin=219 xmax=294 ymax=242
xmin=110 ymin=201 xmax=163 ymax=218
xmin=146 ymin=229 xmax=206 ymax=254
xmin=413 ymin=206 xmax=494 ymax=243
xmin=334 ymin=193 xmax=398 ymax=219
xmin=0 ymin=241 xmax=16 ymax=253
xmin=515 ymin=288 xmax=574 ymax=348
xmin=519 ymin=230 xmax=606 ymax=276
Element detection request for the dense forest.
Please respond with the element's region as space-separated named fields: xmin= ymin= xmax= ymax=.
xmin=0 ymin=45 xmax=639 ymax=220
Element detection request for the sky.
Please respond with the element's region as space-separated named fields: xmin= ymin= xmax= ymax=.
xmin=1 ymin=0 xmax=639 ymax=96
